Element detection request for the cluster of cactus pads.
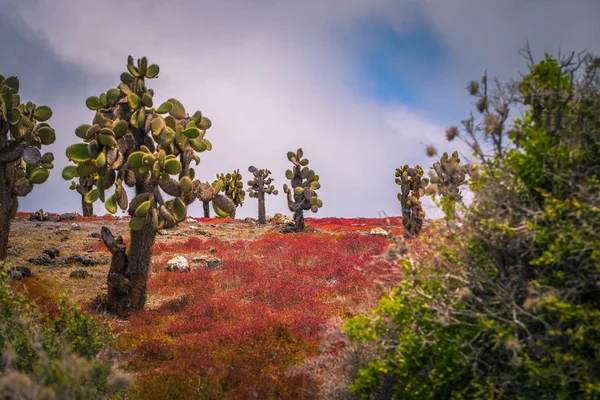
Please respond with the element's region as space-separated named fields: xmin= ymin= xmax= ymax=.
xmin=0 ymin=75 xmax=55 ymax=259
xmin=283 ymin=148 xmax=322 ymax=232
xmin=63 ymin=56 xmax=215 ymax=316
xmin=247 ymin=166 xmax=278 ymax=224
xmin=212 ymin=170 xmax=245 ymax=218
xmin=427 ymin=151 xmax=474 ymax=218
xmin=395 ymin=165 xmax=428 ymax=238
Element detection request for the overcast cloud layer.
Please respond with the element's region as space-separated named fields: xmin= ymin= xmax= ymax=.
xmin=1 ymin=0 xmax=599 ymax=218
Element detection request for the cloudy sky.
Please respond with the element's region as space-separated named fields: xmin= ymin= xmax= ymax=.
xmin=1 ymin=0 xmax=599 ymax=219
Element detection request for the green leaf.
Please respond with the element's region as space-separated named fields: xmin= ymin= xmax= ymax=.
xmin=66 ymin=143 xmax=91 ymax=162
xmin=107 ymin=88 xmax=121 ymax=102
xmin=105 ymin=194 xmax=117 ymax=214
xmin=146 ymin=64 xmax=160 ymax=78
xmin=112 ymin=119 xmax=128 ymax=138
xmin=33 ymin=105 xmax=52 ymax=121
xmin=37 ymin=126 xmax=56 ymax=145
xmin=164 ymin=158 xmax=182 ymax=175
xmin=85 ymin=96 xmax=102 ymax=110
xmin=287 ymin=152 xmax=295 ymax=162
xmin=128 ymin=151 xmax=146 ymax=168
xmin=285 ymin=170 xmax=293 ymax=180
xmin=129 ymin=217 xmax=146 ymax=231
xmin=84 ymin=188 xmax=99 ymax=204
xmin=173 ymin=197 xmax=187 ymax=222
xmin=182 ymin=127 xmax=201 ymax=139
xmin=127 ymin=93 xmax=140 ymax=109
xmin=29 ymin=167 xmax=50 ymax=185
xmin=155 ymin=101 xmax=172 ymax=114
xmin=62 ymin=165 xmax=78 ymax=180
xmin=135 ymin=200 xmax=152 ymax=217
xmin=75 ymin=124 xmax=91 ymax=139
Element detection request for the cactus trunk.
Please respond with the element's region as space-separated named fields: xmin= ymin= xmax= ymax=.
xmin=293 ymin=209 xmax=305 ymax=232
xmin=82 ymin=197 xmax=93 ymax=217
xmin=203 ymin=200 xmax=210 ymax=218
xmin=257 ymin=189 xmax=266 ymax=225
xmin=0 ymin=175 xmax=11 ymax=261
xmin=230 ymin=208 xmax=236 ymax=219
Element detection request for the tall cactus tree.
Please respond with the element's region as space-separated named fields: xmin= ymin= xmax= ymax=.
xmin=213 ymin=170 xmax=245 ymax=218
xmin=282 ymin=148 xmax=322 ymax=232
xmin=0 ymin=75 xmax=55 ymax=259
xmin=64 ymin=56 xmax=214 ymax=317
xmin=395 ymin=165 xmax=428 ymax=238
xmin=247 ymin=166 xmax=278 ymax=224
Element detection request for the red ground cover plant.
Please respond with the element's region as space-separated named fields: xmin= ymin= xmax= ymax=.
xmin=113 ymin=229 xmax=400 ymax=399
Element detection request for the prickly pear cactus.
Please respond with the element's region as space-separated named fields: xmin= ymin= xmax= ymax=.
xmin=282 ymin=148 xmax=322 ymax=232
xmin=427 ymin=151 xmax=474 ymax=218
xmin=64 ymin=56 xmax=213 ymax=317
xmin=247 ymin=166 xmax=278 ymax=224
xmin=213 ymin=170 xmax=245 ymax=219
xmin=0 ymin=75 xmax=56 ymax=259
xmin=395 ymin=165 xmax=428 ymax=238
xmin=63 ymin=163 xmax=96 ymax=216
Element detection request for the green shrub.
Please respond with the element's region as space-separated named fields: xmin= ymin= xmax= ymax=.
xmin=0 ymin=270 xmax=131 ymax=399
xmin=344 ymin=49 xmax=600 ymax=399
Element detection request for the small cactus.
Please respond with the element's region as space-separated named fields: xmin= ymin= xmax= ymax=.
xmin=427 ymin=151 xmax=475 ymax=218
xmin=65 ymin=56 xmax=213 ymax=317
xmin=282 ymin=148 xmax=322 ymax=232
xmin=213 ymin=170 xmax=245 ymax=219
xmin=0 ymin=75 xmax=56 ymax=259
xmin=247 ymin=166 xmax=278 ymax=224
xmin=395 ymin=165 xmax=428 ymax=238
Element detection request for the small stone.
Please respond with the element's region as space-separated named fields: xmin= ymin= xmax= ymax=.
xmin=188 ymin=225 xmax=199 ymax=231
xmin=70 ymin=223 xmax=81 ymax=231
xmin=42 ymin=247 xmax=60 ymax=259
xmin=192 ymin=256 xmax=207 ymax=263
xmin=158 ymin=230 xmax=169 ymax=236
xmin=70 ymin=270 xmax=91 ymax=279
xmin=186 ymin=217 xmax=198 ymax=224
xmin=205 ymin=258 xmax=222 ymax=270
xmin=166 ymin=256 xmax=190 ymax=272
xmin=8 ymin=246 xmax=24 ymax=256
xmin=87 ymin=249 xmax=95 ymax=253
xmin=58 ymin=212 xmax=77 ymax=221
xmin=207 ymin=247 xmax=216 ymax=254
xmin=90 ymin=232 xmax=101 ymax=238
xmin=27 ymin=254 xmax=53 ymax=265
xmin=244 ymin=217 xmax=257 ymax=224
xmin=369 ymin=227 xmax=388 ymax=237
xmin=35 ymin=223 xmax=41 ymax=227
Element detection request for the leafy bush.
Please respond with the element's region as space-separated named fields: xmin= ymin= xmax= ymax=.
xmin=344 ymin=48 xmax=600 ymax=399
xmin=0 ymin=270 xmax=131 ymax=399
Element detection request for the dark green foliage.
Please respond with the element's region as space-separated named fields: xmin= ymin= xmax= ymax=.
xmin=345 ymin=49 xmax=600 ymax=399
xmin=0 ymin=270 xmax=131 ymax=398
xmin=283 ymin=148 xmax=322 ymax=231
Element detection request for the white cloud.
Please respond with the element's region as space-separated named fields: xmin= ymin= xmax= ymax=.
xmin=9 ymin=0 xmax=600 ymax=219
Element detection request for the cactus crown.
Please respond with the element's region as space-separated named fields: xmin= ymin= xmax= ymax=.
xmin=282 ymin=148 xmax=323 ymax=214
xmin=215 ymin=169 xmax=245 ymax=206
xmin=63 ymin=56 xmax=213 ymax=231
xmin=247 ymin=166 xmax=278 ymax=198
xmin=427 ymin=151 xmax=475 ymax=218
xmin=0 ymin=75 xmax=56 ymax=195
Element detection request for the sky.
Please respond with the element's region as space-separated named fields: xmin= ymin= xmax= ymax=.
xmin=1 ymin=0 xmax=599 ymax=219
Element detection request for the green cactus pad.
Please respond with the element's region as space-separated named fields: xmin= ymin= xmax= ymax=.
xmin=294 ymin=187 xmax=304 ymax=196
xmin=77 ymin=160 xmax=97 ymax=177
xmin=3 ymin=76 xmax=19 ymax=92
xmin=198 ymin=117 xmax=211 ymax=130
xmin=128 ymin=152 xmax=145 ymax=168
xmin=142 ymin=92 xmax=153 ymax=108
xmin=41 ymin=153 xmax=54 ymax=164
xmin=95 ymin=152 xmax=106 ymax=168
xmin=164 ymin=158 xmax=182 ymax=175
xmin=66 ymin=143 xmax=92 ymax=162
xmin=316 ymin=199 xmax=323 ymax=207
xmin=182 ymin=127 xmax=201 ymax=139
xmin=214 ymin=193 xmax=235 ymax=214
xmin=84 ymin=188 xmax=99 ymax=204
xmin=62 ymin=166 xmax=78 ymax=180
xmin=189 ymin=138 xmax=207 ymax=152
xmin=155 ymin=101 xmax=172 ymax=114
xmin=107 ymin=88 xmax=121 ymax=102
xmin=129 ymin=217 xmax=145 ymax=231
xmin=33 ymin=105 xmax=52 ymax=122
xmin=85 ymin=96 xmax=102 ymax=110
xmin=113 ymin=119 xmax=129 ymax=138
xmin=173 ymin=197 xmax=187 ymax=222
xmin=213 ymin=203 xmax=229 ymax=218
xmin=135 ymin=200 xmax=152 ymax=217
xmin=105 ymin=194 xmax=118 ymax=214
xmin=37 ymin=126 xmax=56 ymax=145
xmin=285 ymin=170 xmax=293 ymax=180
xmin=167 ymin=98 xmax=186 ymax=119
xmin=300 ymin=159 xmax=309 ymax=166
xmin=120 ymin=72 xmax=134 ymax=85
xmin=179 ymin=176 xmax=193 ymax=194
xmin=98 ymin=133 xmax=118 ymax=148
xmin=310 ymin=181 xmax=320 ymax=190
xmin=29 ymin=167 xmax=50 ymax=185
xmin=127 ymin=93 xmax=141 ymax=109
xmin=146 ymin=64 xmax=160 ymax=78
xmin=286 ymin=152 xmax=295 ymax=162
xmin=7 ymin=109 xmax=20 ymax=125
xmin=75 ymin=124 xmax=91 ymax=139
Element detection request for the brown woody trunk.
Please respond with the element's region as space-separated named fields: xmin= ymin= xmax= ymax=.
xmin=0 ymin=185 xmax=11 ymax=261
xmin=293 ymin=209 xmax=305 ymax=232
xmin=203 ymin=201 xmax=210 ymax=218
xmin=230 ymin=208 xmax=236 ymax=219
xmin=82 ymin=197 xmax=93 ymax=217
xmin=257 ymin=189 xmax=266 ymax=225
